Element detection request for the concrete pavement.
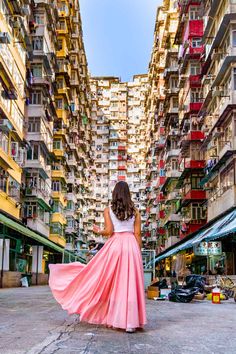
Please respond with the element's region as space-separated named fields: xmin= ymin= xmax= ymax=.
xmin=0 ymin=286 xmax=236 ymax=354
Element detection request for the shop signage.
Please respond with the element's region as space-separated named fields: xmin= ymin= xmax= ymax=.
xmin=193 ymin=241 xmax=222 ymax=256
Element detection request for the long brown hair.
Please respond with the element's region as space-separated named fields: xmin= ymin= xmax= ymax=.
xmin=111 ymin=181 xmax=135 ymax=221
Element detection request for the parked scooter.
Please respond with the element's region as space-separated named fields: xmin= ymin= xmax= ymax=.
xmin=168 ymin=275 xmax=206 ymax=303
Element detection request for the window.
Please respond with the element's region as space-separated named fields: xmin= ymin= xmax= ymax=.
xmin=52 ymin=180 xmax=60 ymax=192
xmin=57 ymin=79 xmax=64 ymax=89
xmin=191 ymin=176 xmax=203 ymax=189
xmin=28 ymin=117 xmax=40 ymax=132
xmin=57 ymin=39 xmax=63 ymax=51
xmin=171 ymin=78 xmax=178 ymax=89
xmin=50 ymin=222 xmax=63 ymax=235
xmin=173 ymin=97 xmax=178 ymax=108
xmin=189 ymin=6 xmax=200 ymax=20
xmin=233 ymin=31 xmax=236 ymax=47
xmin=190 ymin=63 xmax=201 ymax=75
xmin=191 ymin=88 xmax=201 ymax=102
xmin=0 ymin=132 xmax=8 ymax=154
xmin=31 ymin=64 xmax=42 ymax=78
xmin=192 ymin=204 xmax=205 ymax=220
xmin=0 ymin=167 xmax=7 ymax=193
xmin=53 ymin=139 xmax=62 ymax=150
xmin=67 ymin=217 xmax=74 ymax=228
xmin=171 ymin=159 xmax=179 ymax=171
xmin=27 ymin=144 xmax=39 ymax=160
xmin=56 ymin=99 xmax=63 ymax=109
xmin=24 ymin=203 xmax=37 ymax=218
xmin=30 ymin=91 xmax=42 ymax=105
xmin=58 ymin=21 xmax=66 ymax=30
xmin=233 ymin=68 xmax=236 ymax=90
xmin=192 ymin=37 xmax=202 ymax=48
xmin=221 ymin=164 xmax=234 ymax=192
xmin=32 ymin=37 xmax=43 ymax=50
xmin=35 ymin=15 xmax=44 ymax=25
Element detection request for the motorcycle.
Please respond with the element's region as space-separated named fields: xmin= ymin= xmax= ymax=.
xmin=168 ymin=275 xmax=206 ymax=303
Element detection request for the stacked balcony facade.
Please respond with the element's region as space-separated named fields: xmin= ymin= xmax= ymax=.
xmin=0 ymin=0 xmax=93 ymax=286
xmin=175 ymin=1 xmax=207 ymax=240
xmin=200 ymin=0 xmax=236 ymax=222
xmin=0 ymin=0 xmax=28 ymax=220
xmin=145 ymin=0 xmax=236 ymax=261
xmin=90 ymin=76 xmax=148 ymax=234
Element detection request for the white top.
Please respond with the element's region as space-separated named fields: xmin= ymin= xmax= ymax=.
xmin=109 ymin=207 xmax=135 ymax=233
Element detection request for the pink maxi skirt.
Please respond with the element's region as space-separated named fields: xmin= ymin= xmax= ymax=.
xmin=49 ymin=232 xmax=147 ymax=329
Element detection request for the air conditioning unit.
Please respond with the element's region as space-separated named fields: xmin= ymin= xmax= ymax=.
xmin=22 ymin=5 xmax=30 ymax=16
xmin=0 ymin=32 xmax=11 ymax=44
xmin=0 ymin=119 xmax=12 ymax=131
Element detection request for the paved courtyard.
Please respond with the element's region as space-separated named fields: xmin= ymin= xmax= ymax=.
xmin=0 ymin=286 xmax=236 ymax=354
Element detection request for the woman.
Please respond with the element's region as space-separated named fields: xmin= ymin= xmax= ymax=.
xmin=49 ymin=181 xmax=146 ymax=332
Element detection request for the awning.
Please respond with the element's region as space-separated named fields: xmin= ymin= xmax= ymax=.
xmin=154 ymin=208 xmax=236 ymax=263
xmin=192 ymin=209 xmax=236 ymax=244
xmin=0 ymin=213 xmax=63 ymax=253
xmin=0 ymin=213 xmax=86 ymax=263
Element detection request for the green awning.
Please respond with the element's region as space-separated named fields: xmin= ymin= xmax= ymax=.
xmin=0 ymin=213 xmax=63 ymax=253
xmin=0 ymin=213 xmax=87 ymax=263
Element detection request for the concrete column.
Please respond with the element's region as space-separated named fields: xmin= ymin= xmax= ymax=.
xmin=32 ymin=246 xmax=43 ymax=273
xmin=0 ymin=239 xmax=10 ymax=271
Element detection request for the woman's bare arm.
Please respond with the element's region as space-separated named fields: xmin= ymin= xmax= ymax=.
xmin=93 ymin=207 xmax=114 ymax=238
xmin=134 ymin=210 xmax=142 ymax=249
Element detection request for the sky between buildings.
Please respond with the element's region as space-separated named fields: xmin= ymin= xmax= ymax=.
xmin=79 ymin=0 xmax=162 ymax=82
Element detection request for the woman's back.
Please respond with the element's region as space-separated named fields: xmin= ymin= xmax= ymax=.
xmin=109 ymin=207 xmax=135 ymax=233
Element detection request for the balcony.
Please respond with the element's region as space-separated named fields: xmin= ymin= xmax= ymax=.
xmin=189 ymin=45 xmax=204 ymax=55
xmin=24 ymin=158 xmax=51 ymax=179
xmin=26 ymin=131 xmax=53 ymax=152
xmin=118 ymin=145 xmax=126 ymax=151
xmin=165 ymin=149 xmax=180 ymax=161
xmin=183 ymin=159 xmax=205 ymax=169
xmin=49 ymin=234 xmax=66 ymax=247
xmin=25 ymin=186 xmax=51 ymax=205
xmin=26 ymin=218 xmax=50 ymax=238
xmin=51 ymin=212 xmax=67 ymax=225
xmin=166 ymin=191 xmax=180 ymax=201
xmin=189 ymin=102 xmax=203 ymax=112
xmin=180 ymin=221 xmax=206 ymax=240
xmin=157 ymin=176 xmax=166 ymax=187
xmin=187 ymin=20 xmax=203 ymax=38
xmin=165 ymin=169 xmax=181 ymax=179
xmin=189 ymin=74 xmax=201 ymax=87
xmin=155 ymin=137 xmax=166 ymax=150
xmin=165 ymin=236 xmax=180 ymax=249
xmin=183 ymin=190 xmax=206 ymax=202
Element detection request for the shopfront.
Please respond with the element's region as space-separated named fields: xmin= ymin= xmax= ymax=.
xmin=0 ymin=213 xmax=85 ymax=288
xmin=154 ymin=209 xmax=236 ymax=277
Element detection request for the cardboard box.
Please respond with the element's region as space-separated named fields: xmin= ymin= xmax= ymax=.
xmin=147 ymin=286 xmax=160 ymax=299
xmin=160 ymin=288 xmax=171 ymax=297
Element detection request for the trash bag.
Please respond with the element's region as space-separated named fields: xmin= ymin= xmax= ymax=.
xmin=168 ymin=290 xmax=195 ymax=303
xmin=185 ymin=275 xmax=206 ymax=292
xmin=20 ymin=276 xmax=29 ymax=287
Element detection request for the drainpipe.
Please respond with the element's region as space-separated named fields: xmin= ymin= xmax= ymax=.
xmin=36 ymin=245 xmax=39 ymax=286
xmin=0 ymin=234 xmax=5 ymax=289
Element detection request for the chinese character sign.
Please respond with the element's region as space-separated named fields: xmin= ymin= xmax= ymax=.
xmin=193 ymin=241 xmax=222 ymax=256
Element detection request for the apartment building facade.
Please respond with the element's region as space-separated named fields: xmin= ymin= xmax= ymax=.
xmin=147 ymin=0 xmax=236 ymax=276
xmin=90 ymin=76 xmax=148 ymax=236
xmin=0 ymin=0 xmax=92 ymax=287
